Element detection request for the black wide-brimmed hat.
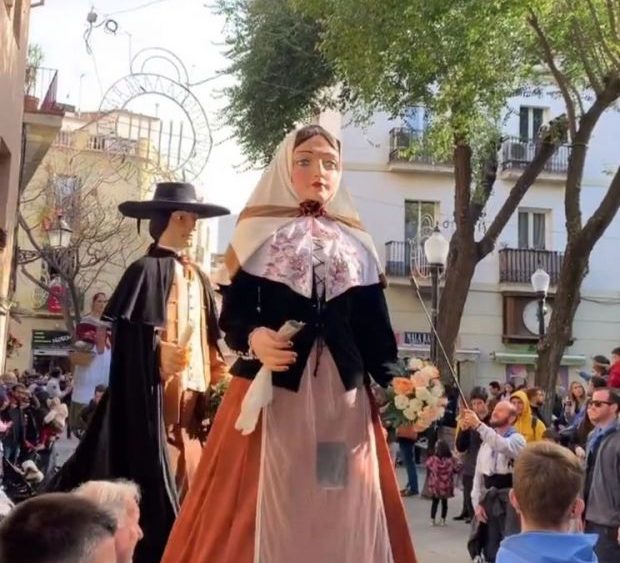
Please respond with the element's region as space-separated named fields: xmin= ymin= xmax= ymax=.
xmin=118 ymin=182 xmax=230 ymax=219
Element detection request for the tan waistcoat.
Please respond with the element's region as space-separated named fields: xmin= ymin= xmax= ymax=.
xmin=162 ymin=263 xmax=212 ymax=426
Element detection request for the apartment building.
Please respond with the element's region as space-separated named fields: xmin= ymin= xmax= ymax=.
xmin=0 ymin=0 xmax=61 ymax=370
xmin=329 ymin=91 xmax=620 ymax=392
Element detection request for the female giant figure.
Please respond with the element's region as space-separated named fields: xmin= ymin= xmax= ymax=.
xmin=162 ymin=126 xmax=417 ymax=563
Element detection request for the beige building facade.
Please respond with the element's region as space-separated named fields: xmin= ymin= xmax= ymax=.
xmin=5 ymin=111 xmax=159 ymax=373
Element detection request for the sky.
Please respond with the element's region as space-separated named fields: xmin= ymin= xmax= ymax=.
xmin=30 ymin=0 xmax=259 ymax=213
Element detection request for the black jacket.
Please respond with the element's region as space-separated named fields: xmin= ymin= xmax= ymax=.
xmin=220 ymin=270 xmax=401 ymax=391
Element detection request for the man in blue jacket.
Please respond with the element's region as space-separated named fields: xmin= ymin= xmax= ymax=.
xmin=497 ymin=441 xmax=598 ymax=563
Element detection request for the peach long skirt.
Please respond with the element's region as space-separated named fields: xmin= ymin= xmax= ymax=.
xmin=161 ymin=346 xmax=417 ymax=563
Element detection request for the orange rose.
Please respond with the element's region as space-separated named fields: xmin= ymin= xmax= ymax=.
xmin=392 ymin=377 xmax=415 ymax=395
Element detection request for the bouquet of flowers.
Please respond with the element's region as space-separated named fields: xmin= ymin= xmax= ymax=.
xmin=204 ymin=374 xmax=233 ymax=433
xmin=383 ymin=358 xmax=447 ymax=435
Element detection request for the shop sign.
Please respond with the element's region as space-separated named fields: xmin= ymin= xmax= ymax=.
xmin=397 ymin=331 xmax=432 ymax=347
xmin=31 ymin=330 xmax=71 ymax=349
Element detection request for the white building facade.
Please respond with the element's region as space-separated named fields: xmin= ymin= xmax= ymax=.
xmin=325 ymin=91 xmax=620 ymax=393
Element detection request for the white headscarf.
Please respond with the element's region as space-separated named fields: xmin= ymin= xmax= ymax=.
xmin=220 ymin=128 xmax=382 ymax=284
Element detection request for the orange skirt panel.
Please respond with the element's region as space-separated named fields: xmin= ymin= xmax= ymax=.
xmin=161 ymin=378 xmax=417 ymax=563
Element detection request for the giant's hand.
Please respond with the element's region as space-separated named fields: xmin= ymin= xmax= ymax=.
xmin=160 ymin=341 xmax=190 ymax=379
xmin=250 ymin=327 xmax=297 ymax=372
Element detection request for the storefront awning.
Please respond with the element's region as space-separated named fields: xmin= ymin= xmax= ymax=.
xmin=491 ymin=352 xmax=586 ymax=366
xmin=398 ymin=346 xmax=480 ymax=362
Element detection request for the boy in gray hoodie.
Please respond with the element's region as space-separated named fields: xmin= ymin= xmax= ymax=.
xmin=497 ymin=441 xmax=598 ymax=563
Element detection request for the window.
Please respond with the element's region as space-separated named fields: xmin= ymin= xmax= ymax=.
xmin=49 ymin=175 xmax=81 ymax=226
xmin=519 ymin=106 xmax=544 ymax=141
xmin=403 ymin=106 xmax=430 ymax=134
xmin=518 ymin=210 xmax=547 ymax=250
xmin=51 ymin=174 xmax=80 ymax=206
xmin=405 ymin=200 xmax=437 ymax=242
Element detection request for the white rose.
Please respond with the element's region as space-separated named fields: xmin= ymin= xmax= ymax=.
xmin=431 ymin=382 xmax=445 ymax=397
xmin=403 ymin=406 xmax=418 ymax=421
xmin=426 ymin=395 xmax=439 ymax=407
xmin=409 ymin=398 xmax=423 ymax=412
xmin=415 ymin=387 xmax=432 ymax=403
xmin=408 ymin=357 xmax=424 ymax=371
xmin=394 ymin=394 xmax=410 ymax=410
xmin=437 ymin=407 xmax=446 ymax=418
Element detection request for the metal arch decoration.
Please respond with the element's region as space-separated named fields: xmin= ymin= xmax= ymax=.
xmin=130 ymin=47 xmax=190 ymax=85
xmin=97 ymin=48 xmax=212 ymax=184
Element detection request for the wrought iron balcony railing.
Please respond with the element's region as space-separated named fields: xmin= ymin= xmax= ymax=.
xmin=499 ymin=247 xmax=564 ymax=285
xmin=388 ymin=127 xmax=452 ymax=166
xmin=501 ymin=136 xmax=570 ymax=175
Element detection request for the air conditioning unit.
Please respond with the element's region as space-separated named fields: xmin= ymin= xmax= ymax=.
xmin=508 ymin=142 xmax=526 ymax=160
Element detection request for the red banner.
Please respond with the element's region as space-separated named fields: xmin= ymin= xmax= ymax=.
xmin=48 ymin=284 xmax=64 ymax=313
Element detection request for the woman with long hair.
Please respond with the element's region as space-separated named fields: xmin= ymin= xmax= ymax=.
xmin=162 ymin=126 xmax=417 ymax=563
xmin=565 ymin=381 xmax=588 ymax=425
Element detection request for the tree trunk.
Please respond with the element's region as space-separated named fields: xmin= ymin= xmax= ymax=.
xmin=63 ymin=279 xmax=82 ymax=337
xmin=435 ymin=232 xmax=478 ymax=383
xmin=535 ymin=242 xmax=589 ymax=418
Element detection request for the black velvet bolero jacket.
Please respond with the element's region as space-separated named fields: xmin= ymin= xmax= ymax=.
xmin=219 ymin=269 xmax=403 ymax=392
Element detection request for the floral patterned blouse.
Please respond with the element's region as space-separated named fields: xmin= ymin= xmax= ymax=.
xmin=243 ymin=216 xmax=380 ymax=301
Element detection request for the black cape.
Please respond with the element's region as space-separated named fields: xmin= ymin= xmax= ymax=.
xmin=47 ymin=246 xmax=222 ymax=563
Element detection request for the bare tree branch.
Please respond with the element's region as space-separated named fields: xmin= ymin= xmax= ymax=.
xmin=17 ymin=149 xmax=144 ymax=334
xmin=528 ymin=11 xmax=578 ymax=139
xmin=570 ymin=20 xmax=605 ymax=93
xmin=19 ymin=265 xmax=50 ymax=293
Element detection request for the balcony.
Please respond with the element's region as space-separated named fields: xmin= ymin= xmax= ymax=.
xmin=22 ymin=67 xmax=65 ymax=188
xmin=499 ymin=248 xmax=564 ymax=285
xmin=25 ymin=67 xmax=64 ymax=115
xmin=385 ymin=241 xmax=432 ymax=280
xmin=388 ymin=128 xmax=453 ymax=174
xmin=500 ymin=137 xmax=570 ymax=183
xmin=53 ymin=130 xmax=139 ymax=156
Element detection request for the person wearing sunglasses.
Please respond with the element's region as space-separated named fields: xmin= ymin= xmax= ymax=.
xmin=583 ymin=388 xmax=620 ymax=563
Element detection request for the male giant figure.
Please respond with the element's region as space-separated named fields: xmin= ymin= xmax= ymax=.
xmin=48 ymin=182 xmax=230 ymax=563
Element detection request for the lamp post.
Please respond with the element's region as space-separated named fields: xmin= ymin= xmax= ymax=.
xmin=46 ymin=213 xmax=73 ymax=315
xmin=424 ymin=224 xmax=449 ymax=364
xmin=531 ymin=266 xmax=551 ymax=343
xmin=48 ymin=212 xmax=72 ymax=250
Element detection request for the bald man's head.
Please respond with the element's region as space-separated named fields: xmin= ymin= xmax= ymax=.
xmin=490 ymin=400 xmax=517 ymax=428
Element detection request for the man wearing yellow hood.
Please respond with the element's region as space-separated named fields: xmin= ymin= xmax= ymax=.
xmin=510 ymin=390 xmax=547 ymax=442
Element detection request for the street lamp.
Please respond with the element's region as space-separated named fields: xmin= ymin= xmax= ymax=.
xmin=531 ymin=266 xmax=550 ymax=341
xmin=48 ymin=213 xmax=72 ymax=249
xmin=424 ymin=224 xmax=449 ymax=364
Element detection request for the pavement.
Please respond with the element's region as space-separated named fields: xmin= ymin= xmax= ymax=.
xmin=55 ymin=438 xmax=472 ymax=562
xmin=397 ymin=467 xmax=473 ymax=563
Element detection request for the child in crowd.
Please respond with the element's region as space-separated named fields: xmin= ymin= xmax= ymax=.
xmin=424 ymin=439 xmax=461 ymax=526
xmin=496 ymin=441 xmax=598 ymax=563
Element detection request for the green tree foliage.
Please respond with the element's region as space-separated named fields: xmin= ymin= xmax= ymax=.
xmin=215 ymin=0 xmax=338 ymax=166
